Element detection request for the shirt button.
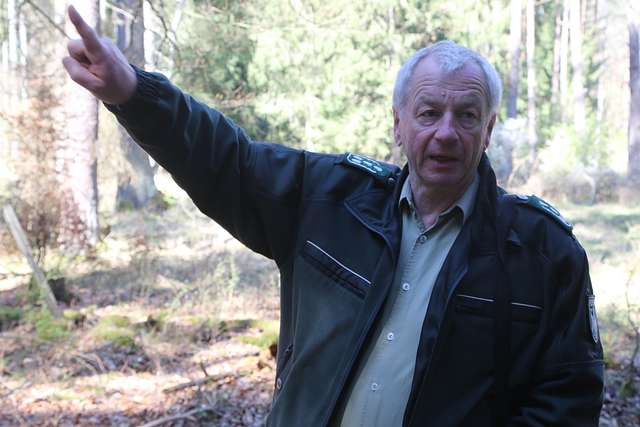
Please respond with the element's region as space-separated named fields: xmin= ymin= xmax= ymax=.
xmin=276 ymin=378 xmax=282 ymax=390
xmin=402 ymin=282 xmax=411 ymax=291
xmin=371 ymin=382 xmax=379 ymax=391
xmin=387 ymin=332 xmax=395 ymax=341
xmin=418 ymin=235 xmax=427 ymax=244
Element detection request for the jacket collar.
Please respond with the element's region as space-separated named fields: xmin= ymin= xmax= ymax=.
xmin=343 ymin=153 xmax=500 ymax=261
xmin=398 ymin=173 xmax=479 ymax=226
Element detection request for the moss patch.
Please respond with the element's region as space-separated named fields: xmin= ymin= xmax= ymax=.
xmin=26 ymin=309 xmax=69 ymax=342
xmin=0 ymin=306 xmax=22 ymax=331
xmin=92 ymin=315 xmax=137 ymax=349
xmin=234 ymin=319 xmax=279 ymax=350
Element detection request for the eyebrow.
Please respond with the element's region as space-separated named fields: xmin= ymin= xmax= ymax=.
xmin=414 ymin=96 xmax=483 ymax=110
xmin=457 ymin=96 xmax=484 ymax=108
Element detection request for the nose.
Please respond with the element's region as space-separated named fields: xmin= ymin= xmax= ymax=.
xmin=434 ymin=112 xmax=457 ymax=143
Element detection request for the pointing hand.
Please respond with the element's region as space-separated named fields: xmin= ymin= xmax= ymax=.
xmin=62 ymin=5 xmax=137 ymax=105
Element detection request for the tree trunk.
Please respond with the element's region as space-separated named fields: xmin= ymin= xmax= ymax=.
xmin=594 ymin=0 xmax=607 ymax=150
xmin=629 ymin=22 xmax=640 ymax=184
xmin=551 ymin=0 xmax=563 ymax=118
xmin=560 ymin=0 xmax=570 ymax=121
xmin=4 ymin=0 xmax=20 ymax=109
xmin=7 ymin=0 xmax=18 ymax=64
xmin=526 ymin=0 xmax=537 ymax=163
xmin=507 ymin=0 xmax=522 ymax=119
xmin=114 ymin=0 xmax=158 ymax=210
xmin=570 ymin=0 xmax=586 ymax=135
xmin=58 ymin=0 xmax=100 ymax=249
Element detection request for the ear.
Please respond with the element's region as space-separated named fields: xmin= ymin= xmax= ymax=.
xmin=393 ymin=108 xmax=402 ymax=147
xmin=484 ymin=113 xmax=496 ymax=150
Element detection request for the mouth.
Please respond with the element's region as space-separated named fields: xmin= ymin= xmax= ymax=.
xmin=428 ymin=154 xmax=458 ymax=163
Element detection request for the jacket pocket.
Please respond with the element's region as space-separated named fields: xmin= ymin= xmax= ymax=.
xmin=455 ymin=293 xmax=542 ymax=324
xmin=300 ymin=240 xmax=371 ymax=299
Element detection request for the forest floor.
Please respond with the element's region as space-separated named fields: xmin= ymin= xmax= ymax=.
xmin=0 ymin=194 xmax=639 ymax=426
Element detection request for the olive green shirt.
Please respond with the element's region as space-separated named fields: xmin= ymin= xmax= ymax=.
xmin=337 ymin=174 xmax=479 ymax=427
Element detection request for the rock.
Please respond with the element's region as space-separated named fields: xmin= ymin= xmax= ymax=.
xmin=566 ymin=169 xmax=596 ymax=205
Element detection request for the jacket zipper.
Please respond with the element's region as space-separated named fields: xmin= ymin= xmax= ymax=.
xmin=403 ymin=264 xmax=467 ymax=427
xmin=320 ymin=205 xmax=400 ymax=427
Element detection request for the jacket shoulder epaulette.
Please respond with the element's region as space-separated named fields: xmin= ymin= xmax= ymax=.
xmin=514 ymin=194 xmax=573 ymax=234
xmin=340 ymin=153 xmax=395 ymax=181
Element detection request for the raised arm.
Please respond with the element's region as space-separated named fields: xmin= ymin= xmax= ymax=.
xmin=61 ymin=6 xmax=306 ymax=264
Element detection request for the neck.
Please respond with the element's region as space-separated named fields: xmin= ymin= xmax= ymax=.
xmin=409 ymin=175 xmax=471 ymax=228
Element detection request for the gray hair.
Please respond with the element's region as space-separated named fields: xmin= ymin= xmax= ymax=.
xmin=392 ymin=40 xmax=503 ymax=116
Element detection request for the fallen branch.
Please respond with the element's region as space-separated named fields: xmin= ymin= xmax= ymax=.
xmin=0 ymin=380 xmax=31 ymax=400
xmin=624 ymin=264 xmax=639 ymax=374
xmin=73 ymin=353 xmax=107 ymax=374
xmin=162 ymin=372 xmax=232 ymax=394
xmin=75 ymin=357 xmax=100 ymax=376
xmin=137 ymin=406 xmax=214 ymax=427
xmin=2 ymin=205 xmax=61 ymax=318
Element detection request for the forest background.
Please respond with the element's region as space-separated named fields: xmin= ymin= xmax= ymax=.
xmin=0 ymin=0 xmax=639 ymax=425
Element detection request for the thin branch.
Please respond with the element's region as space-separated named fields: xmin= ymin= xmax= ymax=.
xmin=137 ymin=406 xmax=215 ymax=427
xmin=624 ymin=264 xmax=639 ymax=373
xmin=162 ymin=372 xmax=234 ymax=394
xmin=23 ymin=0 xmax=69 ymax=39
xmin=104 ymin=0 xmax=136 ymax=20
xmin=144 ymin=0 xmax=180 ymax=57
xmin=0 ymin=381 xmax=27 ymax=400
xmin=199 ymin=361 xmax=209 ymax=377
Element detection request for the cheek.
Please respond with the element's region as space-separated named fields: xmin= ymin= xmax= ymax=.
xmin=462 ymin=134 xmax=485 ymax=158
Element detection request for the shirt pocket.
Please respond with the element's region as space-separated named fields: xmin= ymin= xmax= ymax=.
xmin=454 ymin=293 xmax=542 ymax=324
xmin=300 ymin=240 xmax=371 ymax=299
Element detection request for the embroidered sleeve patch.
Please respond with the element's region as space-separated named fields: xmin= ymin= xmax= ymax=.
xmin=588 ymin=295 xmax=599 ymax=344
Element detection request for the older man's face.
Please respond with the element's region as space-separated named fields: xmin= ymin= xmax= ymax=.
xmin=394 ymin=56 xmax=495 ymax=197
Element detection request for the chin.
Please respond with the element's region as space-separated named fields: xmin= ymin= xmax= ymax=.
xmin=418 ymin=171 xmax=465 ymax=190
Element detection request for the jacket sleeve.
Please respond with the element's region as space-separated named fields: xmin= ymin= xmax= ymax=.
xmin=510 ymin=242 xmax=604 ymax=426
xmin=105 ymin=66 xmax=305 ymax=264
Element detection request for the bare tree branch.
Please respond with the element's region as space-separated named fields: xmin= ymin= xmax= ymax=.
xmin=23 ymin=0 xmax=69 ymax=38
xmin=144 ymin=0 xmax=180 ymax=61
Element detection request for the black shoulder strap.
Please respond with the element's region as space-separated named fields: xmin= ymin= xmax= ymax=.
xmin=493 ymin=194 xmax=517 ymax=426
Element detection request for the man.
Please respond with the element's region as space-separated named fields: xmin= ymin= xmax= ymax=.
xmin=63 ymin=5 xmax=603 ymax=426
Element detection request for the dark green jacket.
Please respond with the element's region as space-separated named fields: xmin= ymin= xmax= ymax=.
xmin=107 ymin=67 xmax=604 ymax=427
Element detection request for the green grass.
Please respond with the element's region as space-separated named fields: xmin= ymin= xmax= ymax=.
xmin=233 ymin=319 xmax=279 ymax=350
xmin=51 ymin=389 xmax=82 ymax=401
xmin=0 ymin=306 xmax=22 ymax=330
xmin=567 ymin=205 xmax=640 ymax=230
xmin=560 ymin=204 xmax=640 ymax=263
xmin=26 ymin=309 xmax=69 ymax=342
xmin=91 ymin=315 xmax=137 ymax=349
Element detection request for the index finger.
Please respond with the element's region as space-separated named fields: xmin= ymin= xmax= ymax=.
xmin=68 ymin=5 xmax=103 ymax=55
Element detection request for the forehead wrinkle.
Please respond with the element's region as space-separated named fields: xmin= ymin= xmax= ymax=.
xmin=406 ymin=61 xmax=490 ymax=110
xmin=410 ymin=84 xmax=486 ymax=109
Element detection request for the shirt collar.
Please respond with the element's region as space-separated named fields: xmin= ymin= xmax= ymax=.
xmin=399 ymin=173 xmax=479 ymax=224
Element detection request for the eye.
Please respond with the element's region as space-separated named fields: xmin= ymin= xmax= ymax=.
xmin=420 ymin=109 xmax=440 ymax=118
xmin=460 ymin=111 xmax=477 ymax=120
